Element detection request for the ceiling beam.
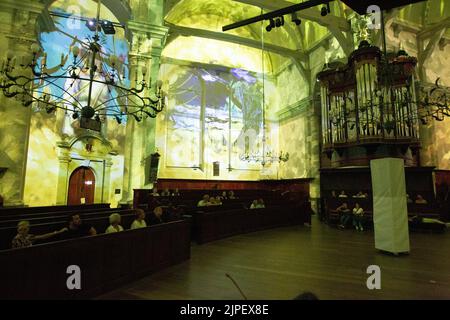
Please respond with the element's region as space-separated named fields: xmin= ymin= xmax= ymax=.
xmin=233 ymin=0 xmax=351 ymax=31
xmin=232 ymin=0 xmax=353 ymax=56
xmin=417 ymin=17 xmax=450 ymax=40
xmin=166 ymin=23 xmax=308 ymax=62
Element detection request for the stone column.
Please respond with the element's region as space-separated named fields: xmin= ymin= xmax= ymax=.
xmin=120 ymin=22 xmax=168 ymax=204
xmin=0 ymin=1 xmax=44 ymax=206
xmin=56 ymin=143 xmax=71 ymax=205
xmin=102 ymin=156 xmax=114 ymax=204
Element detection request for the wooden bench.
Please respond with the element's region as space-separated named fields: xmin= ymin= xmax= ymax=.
xmin=0 ymin=203 xmax=110 ymax=217
xmin=0 ymin=219 xmax=191 ymax=299
xmin=0 ymin=209 xmax=137 ymax=250
xmin=191 ymin=204 xmax=309 ymax=244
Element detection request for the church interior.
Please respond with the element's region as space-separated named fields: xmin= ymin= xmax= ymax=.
xmin=0 ymin=0 xmax=450 ymax=300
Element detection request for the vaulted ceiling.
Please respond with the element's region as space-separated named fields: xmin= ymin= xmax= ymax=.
xmin=162 ymin=0 xmax=450 ymax=74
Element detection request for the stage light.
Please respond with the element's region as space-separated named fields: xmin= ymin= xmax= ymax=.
xmin=101 ymin=20 xmax=116 ymax=35
xmin=275 ymin=16 xmax=285 ymax=27
xmin=266 ymin=18 xmax=275 ymax=32
xmin=321 ymin=3 xmax=330 ymax=16
xmin=86 ymin=19 xmax=98 ymax=31
xmin=291 ymin=12 xmax=301 ymax=25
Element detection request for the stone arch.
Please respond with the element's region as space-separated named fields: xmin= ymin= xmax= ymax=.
xmin=56 ymin=133 xmax=116 ymax=205
xmin=41 ymin=0 xmax=131 ymax=26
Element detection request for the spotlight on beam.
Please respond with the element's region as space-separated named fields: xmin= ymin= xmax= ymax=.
xmin=266 ymin=18 xmax=275 ymax=32
xmin=101 ymin=20 xmax=116 ymax=35
xmin=275 ymin=16 xmax=285 ymax=27
xmin=321 ymin=3 xmax=331 ymax=16
xmin=86 ymin=19 xmax=98 ymax=32
xmin=291 ymin=12 xmax=301 ymax=25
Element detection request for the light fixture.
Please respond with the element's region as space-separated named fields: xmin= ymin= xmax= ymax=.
xmin=291 ymin=12 xmax=302 ymax=25
xmin=100 ymin=20 xmax=116 ymax=35
xmin=266 ymin=18 xmax=275 ymax=32
xmin=240 ymin=16 xmax=289 ymax=166
xmin=275 ymin=16 xmax=285 ymax=27
xmin=321 ymin=3 xmax=330 ymax=16
xmin=85 ymin=19 xmax=99 ymax=32
xmin=0 ymin=0 xmax=165 ymax=129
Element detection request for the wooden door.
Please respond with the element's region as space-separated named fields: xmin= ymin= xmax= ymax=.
xmin=68 ymin=167 xmax=96 ymax=205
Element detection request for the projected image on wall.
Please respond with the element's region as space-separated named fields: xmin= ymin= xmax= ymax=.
xmin=162 ymin=64 xmax=267 ymax=171
xmin=38 ymin=0 xmax=129 ymax=137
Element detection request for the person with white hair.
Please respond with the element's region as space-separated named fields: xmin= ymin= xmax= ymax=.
xmin=105 ymin=213 xmax=124 ymax=233
xmin=11 ymin=220 xmax=67 ymax=249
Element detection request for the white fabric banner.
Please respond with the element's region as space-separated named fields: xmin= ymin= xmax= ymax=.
xmin=371 ymin=158 xmax=410 ymax=254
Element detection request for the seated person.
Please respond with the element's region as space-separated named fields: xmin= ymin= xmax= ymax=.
xmin=406 ymin=194 xmax=413 ymax=203
xmin=131 ymin=209 xmax=147 ymax=229
xmin=209 ymin=196 xmax=222 ymax=206
xmin=337 ymin=203 xmax=352 ymax=229
xmin=257 ymin=198 xmax=265 ymax=208
xmin=105 ymin=213 xmax=124 ymax=233
xmin=161 ymin=188 xmax=171 ymax=196
xmin=338 ymin=191 xmax=348 ymax=198
xmin=415 ymin=194 xmax=428 ymax=204
xmin=197 ymin=194 xmax=211 ymax=207
xmin=250 ymin=200 xmax=259 ymax=209
xmin=353 ymin=191 xmax=366 ymax=198
xmin=228 ymin=190 xmax=238 ymax=199
xmin=166 ymin=203 xmax=184 ymax=220
xmin=219 ymin=191 xmax=228 ymax=200
xmin=330 ymin=190 xmax=337 ymax=198
xmin=148 ymin=206 xmax=164 ymax=225
xmin=62 ymin=213 xmax=97 ymax=240
xmin=152 ymin=187 xmax=160 ymax=197
xmin=409 ymin=215 xmax=450 ymax=228
xmin=352 ymin=203 xmax=364 ymax=231
xmin=11 ymin=220 xmax=67 ymax=249
xmin=172 ymin=188 xmax=181 ymax=196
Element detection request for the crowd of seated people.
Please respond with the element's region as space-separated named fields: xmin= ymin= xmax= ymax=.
xmin=195 ymin=191 xmax=270 ymax=211
xmin=336 ymin=202 xmax=365 ymax=231
xmin=250 ymin=198 xmax=265 ymax=209
xmin=332 ymin=190 xmax=368 ymax=199
xmin=10 ymin=206 xmax=178 ymax=249
xmin=196 ymin=191 xmax=239 ymax=207
xmin=332 ymin=190 xmax=431 ymax=205
xmin=152 ymin=188 xmax=181 ymax=197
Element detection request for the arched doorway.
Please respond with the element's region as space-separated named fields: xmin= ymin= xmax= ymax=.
xmin=68 ymin=167 xmax=96 ymax=205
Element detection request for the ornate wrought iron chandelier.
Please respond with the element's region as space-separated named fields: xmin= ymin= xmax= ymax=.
xmin=418 ymin=78 xmax=450 ymax=123
xmin=239 ymin=150 xmax=290 ymax=166
xmin=0 ymin=0 xmax=165 ymax=128
xmin=239 ymin=15 xmax=289 ymax=166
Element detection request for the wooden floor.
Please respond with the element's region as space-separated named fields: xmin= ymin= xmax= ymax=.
xmin=97 ymin=217 xmax=450 ymax=300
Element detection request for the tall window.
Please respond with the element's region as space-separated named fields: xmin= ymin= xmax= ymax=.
xmin=162 ymin=64 xmax=266 ymax=171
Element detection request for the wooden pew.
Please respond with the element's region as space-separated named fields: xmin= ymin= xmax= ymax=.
xmin=191 ymin=204 xmax=308 ymax=244
xmin=0 ymin=208 xmax=130 ymax=228
xmin=0 ymin=219 xmax=191 ymax=299
xmin=0 ymin=203 xmax=110 ymax=217
xmin=0 ymin=209 xmax=137 ymax=250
